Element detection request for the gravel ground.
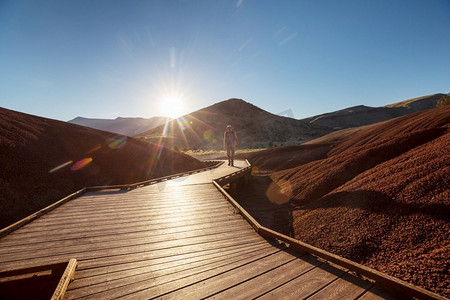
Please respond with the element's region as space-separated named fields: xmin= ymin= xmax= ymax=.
xmin=245 ymin=106 xmax=450 ymax=297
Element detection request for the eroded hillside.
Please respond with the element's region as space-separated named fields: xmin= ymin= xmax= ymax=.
xmin=247 ymin=106 xmax=450 ymax=296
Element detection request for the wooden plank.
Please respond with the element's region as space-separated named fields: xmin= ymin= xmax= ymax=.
xmin=46 ymin=196 xmax=227 ymax=216
xmin=35 ymin=188 xmax=227 ymax=213
xmin=0 ymin=234 xmax=266 ymax=271
xmin=2 ymin=215 xmax=246 ymax=245
xmin=0 ymin=219 xmax=248 ymax=254
xmin=7 ymin=205 xmax=237 ymax=234
xmin=0 ymin=214 xmax=241 ymax=247
xmin=66 ymin=244 xmax=276 ymax=299
xmin=76 ymin=235 xmax=270 ymax=271
xmin=0 ymin=228 xmax=256 ymax=264
xmin=31 ymin=198 xmax=230 ymax=221
xmin=16 ymin=189 xmax=231 ymax=214
xmin=13 ymin=201 xmax=234 ymax=230
xmin=53 ymin=197 xmax=226 ymax=212
xmin=7 ymin=208 xmax=237 ymax=236
xmin=150 ymin=250 xmax=297 ymax=300
xmin=258 ymin=262 xmax=346 ymax=299
xmin=84 ymin=162 xmax=222 ymax=191
xmin=70 ymin=242 xmax=271 ymax=286
xmin=77 ymin=247 xmax=287 ymax=300
xmin=51 ymin=258 xmax=77 ymax=300
xmin=208 ymin=253 xmax=321 ymax=299
xmin=307 ymin=272 xmax=373 ymax=299
xmin=2 ymin=206 xmax=237 ymax=239
xmin=0 ymin=222 xmax=251 ymax=257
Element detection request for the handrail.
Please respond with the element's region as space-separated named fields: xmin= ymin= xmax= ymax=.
xmin=51 ymin=258 xmax=77 ymax=300
xmin=87 ymin=160 xmax=224 ymax=191
xmin=0 ymin=258 xmax=77 ymax=300
xmin=212 ymin=161 xmax=446 ymax=300
xmin=215 ymin=162 xmax=252 ymax=186
xmin=0 ymin=160 xmax=224 ymax=239
xmin=0 ymin=188 xmax=87 ymax=239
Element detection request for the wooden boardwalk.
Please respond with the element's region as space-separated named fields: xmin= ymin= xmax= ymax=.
xmin=0 ymin=161 xmax=399 ymax=299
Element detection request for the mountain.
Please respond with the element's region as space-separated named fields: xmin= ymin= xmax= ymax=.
xmin=135 ymin=98 xmax=332 ymax=150
xmin=0 ymin=107 xmax=206 ymax=229
xmin=246 ymin=105 xmax=450 ymax=296
xmin=301 ymin=93 xmax=445 ymax=130
xmin=68 ymin=116 xmax=170 ymax=136
xmin=135 ymin=94 xmax=446 ymax=150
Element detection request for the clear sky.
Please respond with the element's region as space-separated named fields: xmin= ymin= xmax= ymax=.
xmin=1 ymin=0 xmax=449 ymax=121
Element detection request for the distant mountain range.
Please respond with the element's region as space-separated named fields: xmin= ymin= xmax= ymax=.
xmin=68 ymin=116 xmax=170 ymax=136
xmin=69 ymin=93 xmax=447 ymax=150
xmin=301 ymin=93 xmax=444 ymax=129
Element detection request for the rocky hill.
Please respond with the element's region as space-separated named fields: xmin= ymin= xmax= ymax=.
xmin=0 ymin=107 xmax=206 ymax=229
xmin=301 ymin=93 xmax=445 ymax=130
xmin=135 ymin=98 xmax=332 ymax=150
xmin=68 ymin=116 xmax=170 ymax=136
xmin=246 ymin=105 xmax=450 ymax=296
xmin=136 ymin=94 xmax=446 ymax=150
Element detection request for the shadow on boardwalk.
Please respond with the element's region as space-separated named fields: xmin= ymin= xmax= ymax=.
xmin=232 ymin=175 xmax=295 ymax=237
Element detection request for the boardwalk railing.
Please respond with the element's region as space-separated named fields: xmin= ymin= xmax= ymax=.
xmin=1 ymin=159 xmax=445 ymax=299
xmin=214 ymin=162 xmax=252 ymax=186
xmin=0 ymin=161 xmax=224 ymax=239
xmin=212 ymin=161 xmax=446 ymax=300
xmin=0 ymin=258 xmax=77 ymax=300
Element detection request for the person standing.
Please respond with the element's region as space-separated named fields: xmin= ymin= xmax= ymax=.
xmin=224 ymin=125 xmax=238 ymax=166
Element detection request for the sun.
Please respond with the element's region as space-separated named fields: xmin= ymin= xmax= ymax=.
xmin=159 ymin=95 xmax=184 ymax=119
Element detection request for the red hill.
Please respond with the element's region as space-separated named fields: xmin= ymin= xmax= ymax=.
xmin=0 ymin=107 xmax=206 ymax=229
xmin=247 ymin=105 xmax=450 ymax=296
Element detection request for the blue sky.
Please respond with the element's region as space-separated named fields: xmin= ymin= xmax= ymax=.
xmin=1 ymin=0 xmax=449 ymax=121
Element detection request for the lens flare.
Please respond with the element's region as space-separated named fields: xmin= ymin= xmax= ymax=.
xmin=109 ymin=136 xmax=127 ymax=149
xmin=203 ymin=130 xmax=216 ymax=143
xmin=71 ymin=158 xmax=93 ymax=171
xmin=86 ymin=145 xmax=101 ymax=154
xmin=266 ymin=180 xmax=292 ymax=204
xmin=49 ymin=160 xmax=73 ymax=173
xmin=177 ymin=118 xmax=186 ymax=131
xmin=251 ymin=166 xmax=260 ymax=174
xmin=162 ymin=118 xmax=170 ymax=137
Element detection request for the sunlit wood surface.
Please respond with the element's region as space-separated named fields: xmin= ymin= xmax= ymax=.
xmin=0 ymin=161 xmax=396 ymax=299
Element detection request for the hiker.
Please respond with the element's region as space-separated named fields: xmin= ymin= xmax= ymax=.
xmin=224 ymin=125 xmax=238 ymax=166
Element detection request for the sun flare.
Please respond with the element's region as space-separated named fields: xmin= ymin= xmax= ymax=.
xmin=159 ymin=95 xmax=184 ymax=119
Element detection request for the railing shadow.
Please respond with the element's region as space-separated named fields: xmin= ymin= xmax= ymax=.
xmin=233 ymin=175 xmax=295 ymax=238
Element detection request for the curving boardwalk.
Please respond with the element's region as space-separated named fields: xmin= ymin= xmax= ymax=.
xmin=0 ymin=161 xmax=396 ymax=299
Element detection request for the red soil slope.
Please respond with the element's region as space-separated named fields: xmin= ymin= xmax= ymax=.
xmin=247 ymin=143 xmax=331 ymax=174
xmin=0 ymin=107 xmax=207 ymax=229
xmin=248 ymin=106 xmax=450 ymax=296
